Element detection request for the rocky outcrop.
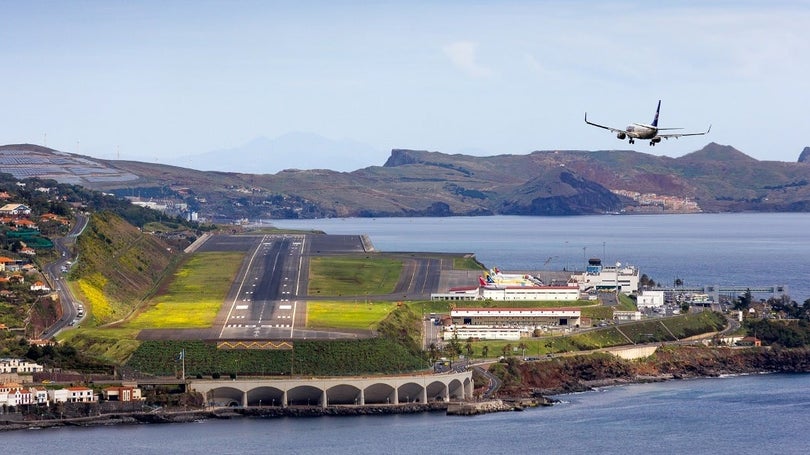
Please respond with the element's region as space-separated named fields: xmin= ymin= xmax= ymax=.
xmin=799 ymin=147 xmax=810 ymax=163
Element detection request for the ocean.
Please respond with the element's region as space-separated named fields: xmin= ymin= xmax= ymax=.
xmin=271 ymin=213 xmax=810 ymax=302
xmin=6 ymin=373 xmax=810 ymax=454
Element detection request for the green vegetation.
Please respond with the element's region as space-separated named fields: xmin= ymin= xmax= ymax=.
xmin=465 ymin=312 xmax=727 ymax=359
xmin=308 ymin=256 xmax=402 ymax=296
xmin=745 ymin=319 xmax=810 ymax=348
xmin=126 ymin=305 xmax=426 ymax=376
xmin=56 ymin=328 xmax=142 ymax=365
xmin=306 ymin=300 xmax=398 ymax=330
xmin=72 ymin=211 xmax=179 ymax=325
xmin=454 ymin=256 xmax=486 ymax=270
xmin=126 ymin=252 xmax=243 ymax=329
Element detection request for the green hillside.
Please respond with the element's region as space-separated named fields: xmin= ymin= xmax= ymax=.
xmin=72 ymin=211 xmax=179 ymax=325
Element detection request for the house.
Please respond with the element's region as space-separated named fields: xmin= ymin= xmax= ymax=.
xmin=65 ymin=386 xmax=96 ymax=403
xmin=102 ymin=386 xmax=144 ymax=402
xmin=30 ymin=281 xmax=51 ymax=292
xmin=0 ymin=383 xmax=45 ymax=406
xmin=0 ymin=386 xmax=32 ymax=406
xmin=20 ymin=246 xmax=36 ymax=256
xmin=0 ymin=358 xmax=44 ymax=374
xmin=0 ymin=203 xmax=31 ymax=216
xmin=738 ymin=336 xmax=762 ymax=347
xmin=0 ymin=256 xmax=15 ymax=272
xmin=12 ymin=218 xmax=38 ymax=230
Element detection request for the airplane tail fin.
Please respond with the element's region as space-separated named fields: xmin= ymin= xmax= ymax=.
xmin=651 ymin=100 xmax=661 ymax=127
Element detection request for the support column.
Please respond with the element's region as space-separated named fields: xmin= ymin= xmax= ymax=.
xmin=392 ymin=388 xmax=399 ymax=405
xmin=282 ymin=390 xmax=288 ymax=408
xmin=420 ymin=386 xmax=428 ymax=404
xmin=242 ymin=391 xmax=248 ymax=407
xmin=321 ymin=390 xmax=328 ymax=409
xmin=442 ymin=384 xmax=449 ymax=402
xmin=359 ymin=389 xmax=365 ymax=406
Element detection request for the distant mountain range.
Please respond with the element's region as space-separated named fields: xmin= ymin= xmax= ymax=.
xmin=167 ymin=132 xmax=385 ymax=174
xmin=2 ymin=142 xmax=810 ymax=220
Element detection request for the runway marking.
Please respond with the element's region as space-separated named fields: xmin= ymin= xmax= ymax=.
xmin=279 ymin=304 xmax=292 ymax=310
xmin=236 ymin=305 xmax=249 ymax=310
xmin=219 ymin=235 xmax=267 ymax=339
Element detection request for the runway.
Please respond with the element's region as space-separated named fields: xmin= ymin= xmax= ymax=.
xmin=140 ymin=233 xmax=453 ymax=341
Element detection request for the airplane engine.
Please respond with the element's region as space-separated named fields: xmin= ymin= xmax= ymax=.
xmin=650 ymin=136 xmax=662 ymax=144
xmin=616 ymin=132 xmax=626 ymax=140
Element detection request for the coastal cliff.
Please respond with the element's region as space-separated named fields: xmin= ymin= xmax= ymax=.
xmin=492 ymin=345 xmax=810 ymax=398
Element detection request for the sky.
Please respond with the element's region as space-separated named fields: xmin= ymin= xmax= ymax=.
xmin=1 ymin=0 xmax=809 ymax=172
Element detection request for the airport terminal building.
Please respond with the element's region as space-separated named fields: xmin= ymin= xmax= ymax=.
xmin=442 ymin=307 xmax=581 ymax=341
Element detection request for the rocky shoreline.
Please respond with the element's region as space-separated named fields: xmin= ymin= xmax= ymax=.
xmin=0 ymin=403 xmax=450 ymax=432
xmin=6 ymin=346 xmax=810 ymax=432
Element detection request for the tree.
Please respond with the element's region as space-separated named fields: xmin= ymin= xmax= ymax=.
xmin=674 ymin=278 xmax=683 ymax=287
xmin=735 ymin=289 xmax=753 ymax=311
xmin=465 ymin=338 xmax=474 ymax=358
xmin=481 ymin=345 xmax=489 ymax=358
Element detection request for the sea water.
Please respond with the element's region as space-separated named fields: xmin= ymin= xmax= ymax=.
xmin=5 ymin=373 xmax=810 ymax=454
xmin=272 ymin=213 xmax=810 ymax=301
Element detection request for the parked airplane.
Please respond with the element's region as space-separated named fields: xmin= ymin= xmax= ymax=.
xmin=585 ymin=100 xmax=711 ymax=146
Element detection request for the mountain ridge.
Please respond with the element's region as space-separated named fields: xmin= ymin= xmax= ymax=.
xmin=3 ymin=142 xmax=810 ymax=220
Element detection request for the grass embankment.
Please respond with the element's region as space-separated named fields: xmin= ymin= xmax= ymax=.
xmin=126 ymin=252 xmax=243 ymax=329
xmin=71 ymin=211 xmax=178 ymax=326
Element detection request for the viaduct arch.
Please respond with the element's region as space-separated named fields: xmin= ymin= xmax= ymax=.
xmin=189 ymin=370 xmax=473 ymax=408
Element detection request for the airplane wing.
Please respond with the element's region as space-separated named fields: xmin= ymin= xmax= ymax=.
xmin=658 ymin=125 xmax=712 ymax=139
xmin=584 ymin=113 xmax=626 ymax=134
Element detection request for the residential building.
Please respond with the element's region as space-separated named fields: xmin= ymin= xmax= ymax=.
xmin=0 ymin=358 xmax=44 ymax=374
xmin=0 ymin=203 xmax=31 ymax=216
xmin=102 ymin=386 xmax=144 ymax=402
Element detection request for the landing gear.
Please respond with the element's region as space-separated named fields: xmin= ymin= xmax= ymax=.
xmin=628 ymin=138 xmax=635 ymax=144
xmin=649 ymin=141 xmax=656 ymax=146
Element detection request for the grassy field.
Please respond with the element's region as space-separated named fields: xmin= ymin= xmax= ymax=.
xmin=307 ymin=256 xmax=402 ymax=296
xmin=125 ymin=251 xmax=244 ymax=329
xmin=306 ymin=300 xmax=400 ymax=330
xmin=453 ymin=256 xmax=486 ymax=270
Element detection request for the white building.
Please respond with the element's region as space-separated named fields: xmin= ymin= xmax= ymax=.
xmin=637 ymin=290 xmax=665 ymax=309
xmin=480 ymin=284 xmax=581 ymax=301
xmin=0 ymin=383 xmax=45 ymax=406
xmin=571 ymin=258 xmax=640 ymax=295
xmin=49 ymin=387 xmax=96 ymax=403
xmin=444 ymin=307 xmax=582 ymax=340
xmin=0 ymin=358 xmax=44 ymax=374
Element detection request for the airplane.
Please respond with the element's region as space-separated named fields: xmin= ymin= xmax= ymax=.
xmin=585 ymin=100 xmax=711 ymax=146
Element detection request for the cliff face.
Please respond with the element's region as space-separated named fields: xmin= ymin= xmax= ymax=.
xmin=493 ymin=346 xmax=810 ymax=397
xmin=799 ymin=147 xmax=810 ymax=163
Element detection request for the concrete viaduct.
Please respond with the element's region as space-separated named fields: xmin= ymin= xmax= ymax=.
xmin=189 ymin=370 xmax=473 ymax=408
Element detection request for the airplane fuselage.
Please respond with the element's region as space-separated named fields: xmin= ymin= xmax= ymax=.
xmin=625 ymin=123 xmax=658 ymax=139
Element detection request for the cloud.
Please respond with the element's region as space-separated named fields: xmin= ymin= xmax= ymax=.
xmin=442 ymin=41 xmax=494 ymax=78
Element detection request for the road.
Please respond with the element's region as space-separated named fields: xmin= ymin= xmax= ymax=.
xmin=40 ymin=213 xmax=88 ymax=339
